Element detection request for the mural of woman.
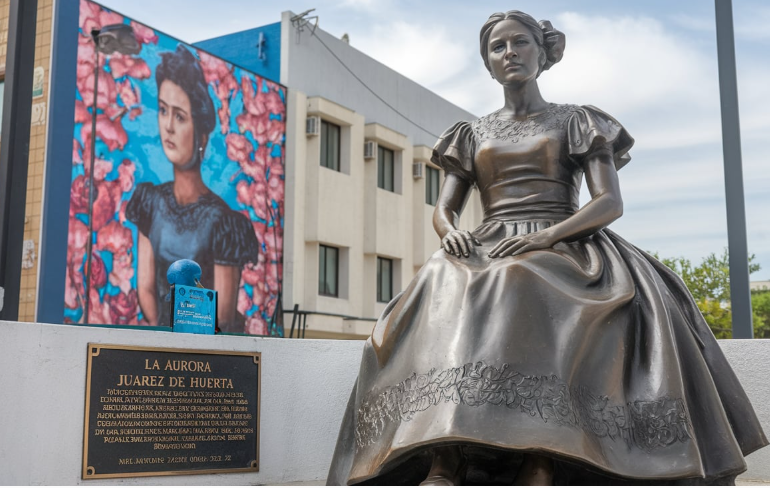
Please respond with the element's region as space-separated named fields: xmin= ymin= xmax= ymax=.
xmin=126 ymin=44 xmax=260 ymax=331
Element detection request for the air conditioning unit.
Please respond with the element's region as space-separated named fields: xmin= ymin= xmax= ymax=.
xmin=364 ymin=140 xmax=377 ymax=160
xmin=412 ymin=162 xmax=424 ymax=179
xmin=306 ymin=116 xmax=320 ymax=136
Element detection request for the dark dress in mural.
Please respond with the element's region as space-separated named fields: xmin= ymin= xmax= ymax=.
xmin=326 ymin=104 xmax=767 ymax=485
xmin=126 ymin=181 xmax=260 ymax=327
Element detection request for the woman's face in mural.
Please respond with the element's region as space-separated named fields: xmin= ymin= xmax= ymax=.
xmin=158 ymin=80 xmax=195 ymax=167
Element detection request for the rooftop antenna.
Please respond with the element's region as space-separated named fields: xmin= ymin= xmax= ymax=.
xmin=290 ymin=8 xmax=318 ymax=43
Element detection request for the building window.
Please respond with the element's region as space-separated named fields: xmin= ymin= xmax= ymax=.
xmin=318 ymin=245 xmax=339 ymax=297
xmin=320 ymin=120 xmax=340 ymax=171
xmin=377 ymin=257 xmax=393 ymax=303
xmin=377 ymin=146 xmax=394 ymax=192
xmin=426 ymin=165 xmax=440 ymax=205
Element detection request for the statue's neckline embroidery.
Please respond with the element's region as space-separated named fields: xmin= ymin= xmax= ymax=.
xmin=472 ymin=103 xmax=578 ymax=144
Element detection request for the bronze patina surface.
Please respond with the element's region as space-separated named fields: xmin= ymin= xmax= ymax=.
xmin=326 ymin=10 xmax=767 ymax=486
xmin=83 ymin=344 xmax=260 ymax=479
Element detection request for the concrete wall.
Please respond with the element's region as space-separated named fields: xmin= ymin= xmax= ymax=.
xmin=0 ymin=322 xmax=769 ymax=484
xmin=719 ymin=340 xmax=770 ymax=482
xmin=0 ymin=321 xmax=363 ymax=485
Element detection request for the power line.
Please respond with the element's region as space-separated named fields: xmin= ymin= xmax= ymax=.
xmin=308 ymin=29 xmax=441 ymax=140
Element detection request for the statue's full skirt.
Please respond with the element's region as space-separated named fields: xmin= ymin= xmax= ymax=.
xmin=327 ymin=220 xmax=767 ymax=485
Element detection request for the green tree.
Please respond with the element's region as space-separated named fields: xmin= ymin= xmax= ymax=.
xmin=752 ymin=288 xmax=770 ymax=338
xmin=652 ymin=249 xmax=766 ymax=339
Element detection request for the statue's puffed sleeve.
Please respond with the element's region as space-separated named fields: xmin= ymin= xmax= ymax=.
xmin=567 ymin=105 xmax=634 ymax=170
xmin=431 ymin=121 xmax=477 ymax=184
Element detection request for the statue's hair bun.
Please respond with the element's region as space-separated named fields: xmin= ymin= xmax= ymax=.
xmin=539 ymin=20 xmax=565 ymax=72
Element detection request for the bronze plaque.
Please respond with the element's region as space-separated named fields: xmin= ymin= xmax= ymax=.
xmin=82 ymin=344 xmax=260 ymax=479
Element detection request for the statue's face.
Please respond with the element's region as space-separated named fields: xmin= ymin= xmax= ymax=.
xmin=487 ymin=19 xmax=541 ymax=85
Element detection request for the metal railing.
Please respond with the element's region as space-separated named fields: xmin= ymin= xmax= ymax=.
xmin=283 ymin=304 xmax=377 ymax=338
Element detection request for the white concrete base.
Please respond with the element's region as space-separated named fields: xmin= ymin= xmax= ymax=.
xmin=0 ymin=321 xmax=363 ymax=485
xmin=0 ymin=321 xmax=768 ymax=485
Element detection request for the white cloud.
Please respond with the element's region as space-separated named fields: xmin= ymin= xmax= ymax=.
xmin=668 ymin=13 xmax=714 ymax=33
xmin=350 ymin=21 xmax=473 ymax=88
xmin=735 ymin=6 xmax=770 ymax=40
xmin=538 ymin=13 xmax=722 ymax=146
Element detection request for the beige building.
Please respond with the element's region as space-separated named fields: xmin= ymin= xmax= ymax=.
xmin=281 ymin=92 xmax=482 ymax=339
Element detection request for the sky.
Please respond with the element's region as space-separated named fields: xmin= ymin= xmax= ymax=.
xmin=98 ymin=0 xmax=770 ymax=280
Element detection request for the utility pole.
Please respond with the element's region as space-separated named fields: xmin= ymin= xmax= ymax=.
xmin=0 ymin=0 xmax=38 ymax=320
xmin=714 ymin=0 xmax=753 ymax=338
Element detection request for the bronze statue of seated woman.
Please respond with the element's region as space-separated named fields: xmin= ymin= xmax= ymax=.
xmin=327 ymin=10 xmax=767 ymax=486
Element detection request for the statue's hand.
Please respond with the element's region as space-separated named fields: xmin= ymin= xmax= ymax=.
xmin=488 ymin=231 xmax=556 ymax=258
xmin=441 ymin=230 xmax=481 ymax=258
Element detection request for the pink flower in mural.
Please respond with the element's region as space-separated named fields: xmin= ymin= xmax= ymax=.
xmin=246 ymin=316 xmax=269 ymax=336
xmin=236 ymin=180 xmax=269 ymax=221
xmin=265 ymin=261 xmax=280 ymax=293
xmin=267 ymin=166 xmax=284 ymax=203
xmin=96 ymin=219 xmax=133 ymax=254
xmin=109 ymin=53 xmax=151 ymax=80
xmin=118 ymin=200 xmax=129 ymax=224
xmin=79 ymin=70 xmax=117 ymax=110
xmin=98 ymin=10 xmax=124 ymax=30
xmin=81 ymin=112 xmax=128 ymax=152
xmin=251 ymin=222 xmax=268 ymax=254
xmin=90 ymin=252 xmax=108 ymax=289
xmin=116 ymin=80 xmax=142 ymax=120
xmin=76 ymin=35 xmax=96 ymax=81
xmin=79 ymin=0 xmax=102 ymax=35
xmin=241 ymin=76 xmax=268 ymax=116
xmin=70 ymin=175 xmax=89 ymax=216
xmin=226 ymin=133 xmax=252 ymax=165
xmin=68 ymin=217 xmax=89 ymax=254
xmin=93 ymin=158 xmax=113 ymax=181
xmin=237 ymin=77 xmax=272 ymax=144
xmin=79 ymin=1 xmax=124 ymax=39
xmin=237 ymin=288 xmax=253 ymax=315
xmin=234 ymin=142 xmax=268 ymax=183
xmin=199 ymin=50 xmax=233 ymax=85
xmin=74 ymin=100 xmax=90 ymax=125
xmin=64 ymin=267 xmax=80 ymax=310
xmin=90 ymin=179 xmax=122 ymax=231
xmin=268 ymin=120 xmax=286 ymax=146
xmin=117 ymin=159 xmax=136 ymax=193
xmin=237 ymin=113 xmax=269 ymax=146
xmin=199 ymin=51 xmax=239 ymax=134
xmin=266 ymin=90 xmax=286 ymax=117
xmin=130 ymin=21 xmax=158 ymax=45
xmin=89 ymin=288 xmax=112 ymax=325
xmin=105 ymin=290 xmax=138 ymax=325
xmin=109 ymin=251 xmax=135 ymax=294
xmin=73 ymin=139 xmax=83 ymax=165
xmin=267 ymin=232 xmax=283 ymax=264
xmin=245 ymin=316 xmax=268 ymax=336
xmin=241 ymin=261 xmax=265 ymax=289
